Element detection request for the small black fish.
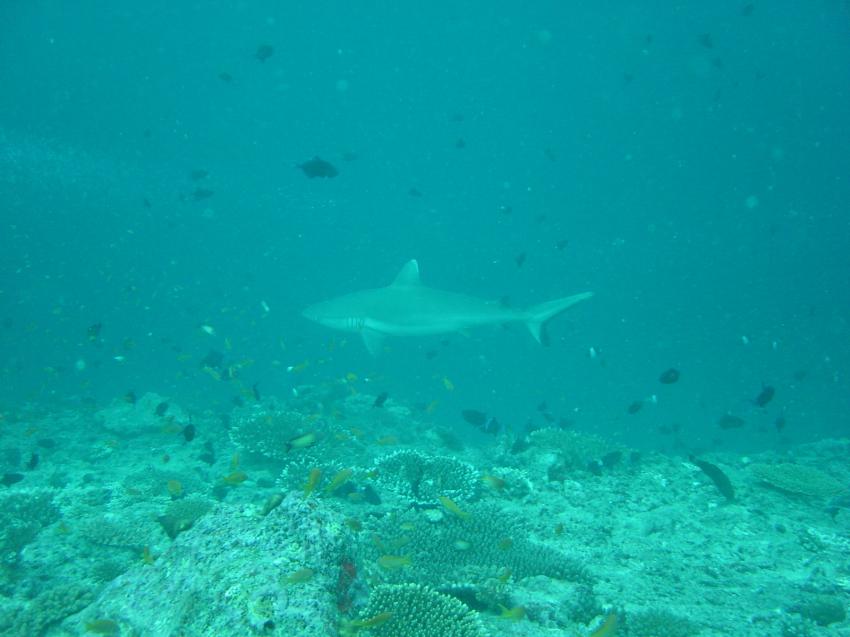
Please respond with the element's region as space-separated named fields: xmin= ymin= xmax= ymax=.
xmin=741 ymin=3 xmax=754 ymax=17
xmin=515 ymin=252 xmax=527 ymax=268
xmin=155 ymin=402 xmax=169 ymax=417
xmin=775 ymin=413 xmax=786 ymax=431
xmin=251 ymin=382 xmax=261 ymax=401
xmin=26 ymin=453 xmax=39 ymax=470
xmin=555 ymin=239 xmax=569 ymax=251
xmin=373 ymin=392 xmax=389 ymax=408
xmin=498 ymin=205 xmax=512 ymax=215
xmin=699 ymin=33 xmax=714 ymax=49
xmin=455 ymin=138 xmax=466 ymax=149
xmin=255 ymin=44 xmax=274 ymax=62
xmin=232 ymin=396 xmax=245 ymax=407
xmin=218 ymin=71 xmax=233 ymax=83
xmin=601 ymin=451 xmax=622 ymax=469
xmin=659 ymin=368 xmax=680 ymax=384
xmin=182 ymin=423 xmax=196 ymax=442
xmin=718 ymin=413 xmax=745 ymax=429
xmin=627 ymin=400 xmax=643 ymax=415
xmin=200 ymin=349 xmax=225 ymax=371
xmin=460 ymin=409 xmax=501 ymax=434
xmin=298 ymin=157 xmax=338 ymax=179
xmin=190 ymin=169 xmax=209 ymax=181
xmin=690 ymin=456 xmax=735 ymax=501
xmin=753 ymin=385 xmax=775 ymax=407
xmin=536 ymin=401 xmax=548 ymax=412
xmin=142 ymin=197 xmax=152 ymax=208
xmin=87 ymin=323 xmax=103 ymax=342
xmin=425 ymin=349 xmax=438 ymax=360
xmin=408 ymin=187 xmax=423 ymax=198
xmin=123 ymin=390 xmax=137 ymax=405
xmin=191 ymin=188 xmax=214 ymax=201
xmin=2 ymin=473 xmax=24 ymax=487
xmin=461 ymin=409 xmax=487 ymax=427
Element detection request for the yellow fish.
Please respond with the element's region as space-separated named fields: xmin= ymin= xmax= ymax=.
xmin=499 ymin=605 xmax=525 ymax=621
xmin=442 ymin=376 xmax=455 ymax=391
xmin=482 ymin=474 xmax=506 ymax=490
xmin=286 ymin=567 xmax=314 ymax=584
xmin=590 ymin=612 xmax=618 ymax=637
xmin=303 ymin=468 xmax=322 ymax=498
xmin=221 ymin=471 xmax=247 ymax=485
xmin=286 ymin=431 xmax=317 ymax=453
xmin=340 ymin=611 xmax=393 ymax=636
xmin=438 ymin=496 xmax=469 ymax=519
xmin=377 ymin=555 xmax=412 ymax=570
xmin=324 ymin=468 xmax=353 ymax=494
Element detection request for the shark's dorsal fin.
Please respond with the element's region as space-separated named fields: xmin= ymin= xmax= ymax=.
xmin=391 ymin=260 xmax=421 ymax=286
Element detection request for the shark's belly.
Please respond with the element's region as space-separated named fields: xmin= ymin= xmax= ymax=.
xmin=364 ymin=316 xmax=499 ymax=336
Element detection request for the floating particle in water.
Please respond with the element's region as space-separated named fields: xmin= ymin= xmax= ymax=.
xmin=254 ymin=44 xmax=274 ymax=62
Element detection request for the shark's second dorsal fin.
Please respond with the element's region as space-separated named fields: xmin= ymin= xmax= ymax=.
xmin=391 ymin=260 xmax=421 ymax=286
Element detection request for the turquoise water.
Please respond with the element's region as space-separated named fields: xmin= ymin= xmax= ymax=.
xmin=2 ymin=2 xmax=849 ymax=448
xmin=1 ymin=3 xmax=849 ymax=636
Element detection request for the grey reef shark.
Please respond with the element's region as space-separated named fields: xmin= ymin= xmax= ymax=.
xmin=302 ymin=260 xmax=592 ymax=355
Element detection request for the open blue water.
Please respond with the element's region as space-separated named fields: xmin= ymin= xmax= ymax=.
xmin=1 ymin=1 xmax=849 ymax=451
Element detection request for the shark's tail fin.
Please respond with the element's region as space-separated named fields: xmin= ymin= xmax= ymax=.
xmin=526 ymin=292 xmax=593 ymax=345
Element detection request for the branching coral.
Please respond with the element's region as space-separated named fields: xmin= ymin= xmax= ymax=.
xmin=346 ymin=583 xmax=484 ymax=637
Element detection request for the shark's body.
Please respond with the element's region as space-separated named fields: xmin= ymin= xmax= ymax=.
xmin=302 ymin=260 xmax=592 ymax=355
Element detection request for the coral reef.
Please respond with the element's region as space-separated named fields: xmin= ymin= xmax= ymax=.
xmin=229 ymin=402 xmax=321 ymax=461
xmin=358 ymin=501 xmax=590 ymax=594
xmin=65 ymin=493 xmax=351 ymax=636
xmin=0 ymin=582 xmax=93 ymax=637
xmin=0 ymin=488 xmax=59 ymax=572
xmin=373 ymin=450 xmax=479 ymax=505
xmin=95 ymin=392 xmax=190 ymax=437
xmin=347 ymin=583 xmax=485 ymax=637
xmin=750 ymin=463 xmax=846 ymax=498
xmin=624 ymin=609 xmax=701 ymax=637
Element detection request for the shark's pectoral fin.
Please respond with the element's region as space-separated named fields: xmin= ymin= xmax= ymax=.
xmin=361 ymin=329 xmax=386 ymax=356
xmin=526 ymin=292 xmax=593 ymax=344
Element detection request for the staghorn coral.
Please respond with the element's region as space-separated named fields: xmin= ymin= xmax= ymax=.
xmin=348 ymin=583 xmax=485 ymax=637
xmin=373 ymin=450 xmax=479 ymax=505
xmin=750 ymin=463 xmax=846 ymax=498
